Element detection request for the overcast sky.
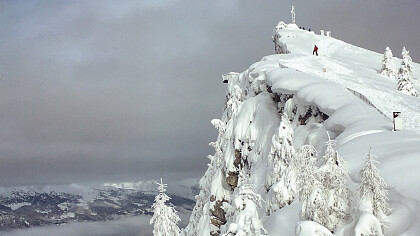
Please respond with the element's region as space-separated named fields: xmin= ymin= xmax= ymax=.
xmin=1 ymin=0 xmax=419 ymax=187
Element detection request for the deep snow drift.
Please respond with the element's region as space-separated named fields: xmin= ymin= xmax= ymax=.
xmin=183 ymin=22 xmax=420 ymax=236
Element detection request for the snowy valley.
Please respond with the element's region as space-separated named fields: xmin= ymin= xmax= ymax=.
xmin=0 ymin=181 xmax=197 ymax=233
xmin=179 ymin=21 xmax=420 ymax=236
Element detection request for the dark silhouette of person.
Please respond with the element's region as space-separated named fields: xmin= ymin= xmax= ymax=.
xmin=313 ymin=45 xmax=318 ymax=56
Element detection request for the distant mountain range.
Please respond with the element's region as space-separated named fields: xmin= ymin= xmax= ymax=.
xmin=0 ymin=181 xmax=198 ymax=231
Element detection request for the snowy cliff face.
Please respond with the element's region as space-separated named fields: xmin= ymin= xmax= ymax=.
xmin=183 ymin=22 xmax=420 ymax=236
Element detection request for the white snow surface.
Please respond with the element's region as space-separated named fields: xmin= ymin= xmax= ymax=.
xmin=185 ymin=22 xmax=420 ymax=236
xmin=6 ymin=202 xmax=32 ymax=210
xmin=269 ymin=25 xmax=420 ymax=235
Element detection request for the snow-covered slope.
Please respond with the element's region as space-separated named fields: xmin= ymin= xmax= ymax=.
xmin=275 ymin=25 xmax=420 ymax=132
xmin=183 ymin=22 xmax=420 ymax=236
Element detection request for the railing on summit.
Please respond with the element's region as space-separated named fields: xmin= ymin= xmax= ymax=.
xmin=347 ymin=88 xmax=391 ymax=121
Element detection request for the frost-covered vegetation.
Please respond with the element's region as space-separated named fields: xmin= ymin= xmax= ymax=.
xmin=397 ymin=47 xmax=418 ymax=97
xmin=150 ymin=179 xmax=181 ymax=236
xmin=380 ymin=47 xmax=396 ymax=80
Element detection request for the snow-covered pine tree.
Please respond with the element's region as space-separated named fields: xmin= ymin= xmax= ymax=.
xmin=210 ymin=119 xmax=227 ymax=168
xmin=221 ymin=172 xmax=267 ymax=236
xmin=208 ymin=119 xmax=231 ymax=235
xmin=182 ymin=156 xmax=217 ymax=236
xmin=319 ymin=137 xmax=351 ymax=232
xmin=265 ymin=113 xmax=296 ymax=215
xmin=183 ymin=119 xmax=231 ymax=236
xmin=295 ymin=145 xmax=317 ymax=203
xmin=266 ymin=113 xmax=295 ymax=189
xmin=380 ymin=47 xmax=396 ymax=79
xmin=397 ymin=47 xmax=419 ymax=97
xmin=295 ymin=145 xmax=328 ymax=227
xmin=357 ymin=150 xmax=390 ymax=233
xmin=150 ymin=179 xmax=181 ymax=236
xmin=226 ymin=85 xmax=243 ymax=118
xmin=187 ymin=83 xmax=245 ymax=236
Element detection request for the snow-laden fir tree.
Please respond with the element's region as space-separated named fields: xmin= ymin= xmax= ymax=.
xmin=150 ymin=179 xmax=181 ymax=236
xmin=357 ymin=150 xmax=390 ymax=234
xmin=182 ymin=119 xmax=230 ymax=236
xmin=397 ymin=47 xmax=419 ymax=97
xmin=265 ymin=113 xmax=296 ymax=215
xmin=295 ymin=144 xmax=328 ymax=227
xmin=380 ymin=47 xmax=396 ymax=79
xmin=226 ymin=85 xmax=243 ymax=118
xmin=318 ymin=137 xmax=351 ymax=232
xmin=221 ymin=171 xmax=267 ymax=236
xmin=209 ymin=119 xmax=227 ymax=167
xmin=208 ymin=119 xmax=231 ymax=235
xmin=184 ymin=82 xmax=244 ymax=236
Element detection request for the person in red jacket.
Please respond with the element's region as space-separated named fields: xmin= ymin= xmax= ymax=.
xmin=313 ymin=45 xmax=318 ymax=56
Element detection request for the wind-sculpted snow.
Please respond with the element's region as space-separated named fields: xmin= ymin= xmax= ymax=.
xmin=275 ymin=26 xmax=420 ymax=132
xmin=184 ymin=22 xmax=420 ymax=236
xmin=266 ymin=68 xmax=367 ymax=116
xmin=232 ymin=94 xmax=280 ymax=158
xmin=270 ymin=25 xmax=420 ymax=195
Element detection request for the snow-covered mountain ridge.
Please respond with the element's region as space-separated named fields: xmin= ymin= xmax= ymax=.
xmin=182 ymin=22 xmax=420 ymax=236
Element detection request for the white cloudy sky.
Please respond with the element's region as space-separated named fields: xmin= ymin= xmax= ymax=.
xmin=0 ymin=0 xmax=419 ymax=186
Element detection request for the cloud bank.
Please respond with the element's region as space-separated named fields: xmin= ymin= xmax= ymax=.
xmin=0 ymin=0 xmax=419 ymax=186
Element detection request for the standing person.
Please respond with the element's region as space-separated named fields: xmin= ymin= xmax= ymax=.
xmin=313 ymin=45 xmax=318 ymax=56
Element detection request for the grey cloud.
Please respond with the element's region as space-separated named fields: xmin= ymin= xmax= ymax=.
xmin=0 ymin=0 xmax=419 ymax=186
